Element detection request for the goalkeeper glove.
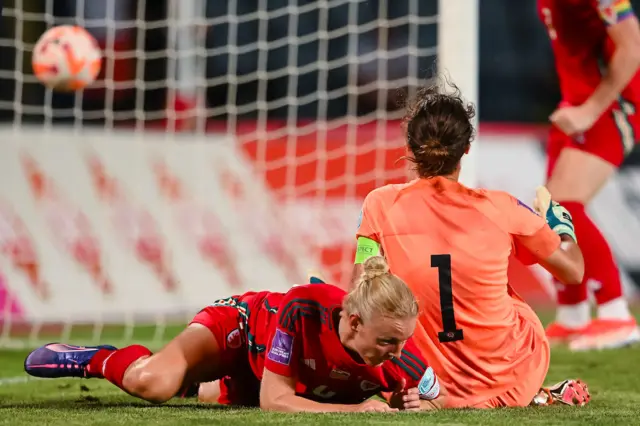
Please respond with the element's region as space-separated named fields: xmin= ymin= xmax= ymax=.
xmin=533 ymin=186 xmax=577 ymax=243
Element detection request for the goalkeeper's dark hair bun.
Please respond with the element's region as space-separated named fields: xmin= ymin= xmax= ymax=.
xmin=402 ymin=75 xmax=476 ymax=178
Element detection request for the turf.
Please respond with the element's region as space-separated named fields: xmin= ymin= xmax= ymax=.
xmin=1 ymin=319 xmax=640 ymax=425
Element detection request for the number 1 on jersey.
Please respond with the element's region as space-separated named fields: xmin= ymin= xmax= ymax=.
xmin=431 ymin=254 xmax=464 ymax=343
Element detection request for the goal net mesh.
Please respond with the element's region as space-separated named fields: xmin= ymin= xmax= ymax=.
xmin=0 ymin=0 xmax=442 ymax=348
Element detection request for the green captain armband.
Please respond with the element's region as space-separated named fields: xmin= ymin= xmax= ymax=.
xmin=354 ymin=236 xmax=380 ymax=264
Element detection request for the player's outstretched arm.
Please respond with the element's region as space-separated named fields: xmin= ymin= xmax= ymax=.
xmin=538 ymin=236 xmax=584 ymax=286
xmin=259 ymin=369 xmax=397 ymax=413
xmin=531 ymin=187 xmax=584 ymax=285
xmin=509 ymin=188 xmax=584 ymax=285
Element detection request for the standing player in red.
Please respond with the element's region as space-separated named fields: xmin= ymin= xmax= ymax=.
xmin=24 ymin=256 xmax=446 ymax=412
xmin=537 ymin=0 xmax=640 ymax=350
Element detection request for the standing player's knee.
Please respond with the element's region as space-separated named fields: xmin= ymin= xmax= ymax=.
xmin=123 ymin=363 xmax=184 ymax=403
xmin=547 ymin=178 xmax=591 ymax=204
xmin=547 ymin=149 xmax=616 ymax=204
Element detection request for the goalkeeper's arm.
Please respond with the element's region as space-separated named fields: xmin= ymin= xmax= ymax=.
xmin=348 ymin=236 xmax=381 ymax=291
xmin=532 ymin=186 xmax=585 ymax=286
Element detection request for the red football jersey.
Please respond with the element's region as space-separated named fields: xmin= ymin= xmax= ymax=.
xmin=256 ymin=284 xmax=441 ymax=404
xmin=537 ymin=0 xmax=640 ymax=106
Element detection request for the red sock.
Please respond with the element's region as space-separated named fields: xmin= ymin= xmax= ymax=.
xmin=86 ymin=349 xmax=114 ymax=378
xmin=558 ymin=201 xmax=622 ymax=305
xmin=91 ymin=345 xmax=152 ymax=390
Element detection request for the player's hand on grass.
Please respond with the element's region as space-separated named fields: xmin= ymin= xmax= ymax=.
xmin=389 ymin=378 xmax=421 ymax=411
xmin=550 ymin=103 xmax=597 ymax=136
xmin=533 ymin=186 xmax=577 ymax=242
xmin=354 ymin=399 xmax=398 ymax=413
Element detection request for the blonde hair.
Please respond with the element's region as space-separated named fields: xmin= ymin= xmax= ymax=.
xmin=343 ymin=256 xmax=419 ymax=322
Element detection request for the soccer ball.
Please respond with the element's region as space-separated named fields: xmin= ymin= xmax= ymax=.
xmin=32 ymin=25 xmax=102 ymax=91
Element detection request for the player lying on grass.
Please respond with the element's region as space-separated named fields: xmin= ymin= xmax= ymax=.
xmin=346 ymin=79 xmax=591 ymax=408
xmin=24 ymin=256 xmax=446 ymax=413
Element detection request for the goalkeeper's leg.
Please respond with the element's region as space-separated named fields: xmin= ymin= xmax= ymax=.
xmin=25 ymin=307 xmax=244 ymax=404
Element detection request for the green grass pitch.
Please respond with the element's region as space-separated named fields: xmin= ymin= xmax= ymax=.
xmin=1 ymin=314 xmax=639 ymax=425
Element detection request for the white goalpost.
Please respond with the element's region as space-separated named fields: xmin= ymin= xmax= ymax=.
xmin=438 ymin=0 xmax=479 ymax=187
xmin=0 ymin=0 xmax=479 ymax=348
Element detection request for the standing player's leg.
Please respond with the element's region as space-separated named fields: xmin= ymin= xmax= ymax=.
xmin=544 ymin=118 xmax=639 ymax=349
xmin=24 ymin=306 xmax=243 ymax=403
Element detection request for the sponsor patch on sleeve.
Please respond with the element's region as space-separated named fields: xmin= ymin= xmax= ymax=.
xmin=418 ymin=367 xmax=441 ymax=400
xmin=267 ymin=329 xmax=294 ymax=365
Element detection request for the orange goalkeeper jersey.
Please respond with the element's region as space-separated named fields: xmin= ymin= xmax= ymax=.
xmin=356 ymin=176 xmax=559 ymax=408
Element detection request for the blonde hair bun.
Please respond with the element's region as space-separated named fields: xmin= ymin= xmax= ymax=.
xmin=362 ymin=256 xmax=390 ymax=280
xmin=343 ymin=255 xmax=418 ymax=322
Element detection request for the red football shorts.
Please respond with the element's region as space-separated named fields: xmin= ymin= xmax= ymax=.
xmin=190 ymin=305 xmax=246 ymax=368
xmin=547 ymin=103 xmax=640 ymax=175
xmin=190 ymin=304 xmax=260 ymax=406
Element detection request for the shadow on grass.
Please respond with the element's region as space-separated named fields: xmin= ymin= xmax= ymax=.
xmin=0 ymin=400 xmax=245 ymax=410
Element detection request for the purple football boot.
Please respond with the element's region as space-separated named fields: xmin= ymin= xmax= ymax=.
xmin=24 ymin=343 xmax=117 ymax=378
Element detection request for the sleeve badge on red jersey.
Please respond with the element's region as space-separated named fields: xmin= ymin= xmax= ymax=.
xmin=360 ymin=380 xmax=381 ymax=392
xmin=267 ymin=329 xmax=294 ymax=365
xmin=329 ymin=369 xmax=351 ymax=380
xmin=356 ymin=209 xmax=363 ymax=230
xmin=418 ymin=367 xmax=441 ymax=400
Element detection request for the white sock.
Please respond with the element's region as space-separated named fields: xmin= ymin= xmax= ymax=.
xmin=597 ymin=297 xmax=633 ymax=321
xmin=556 ymin=301 xmax=591 ymax=329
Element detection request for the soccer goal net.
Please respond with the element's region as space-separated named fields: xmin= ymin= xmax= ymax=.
xmin=0 ymin=0 xmax=477 ymax=349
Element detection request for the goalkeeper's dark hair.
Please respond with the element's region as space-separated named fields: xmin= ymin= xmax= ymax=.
xmin=402 ymin=76 xmax=476 ymax=178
